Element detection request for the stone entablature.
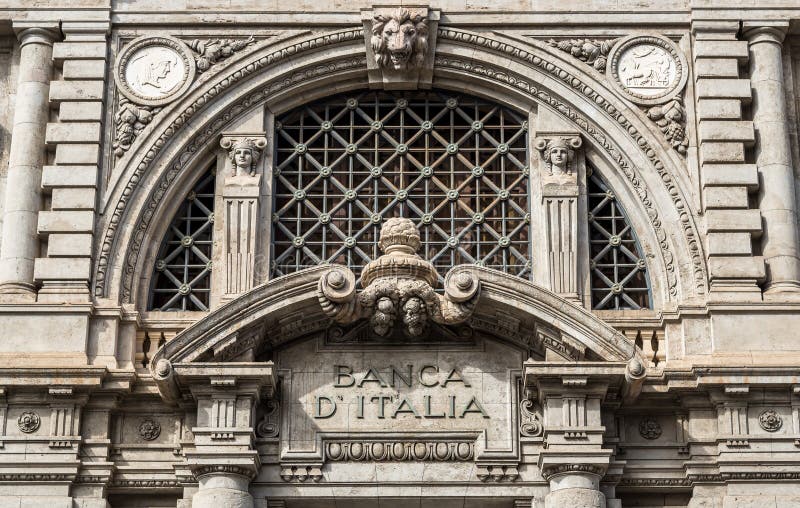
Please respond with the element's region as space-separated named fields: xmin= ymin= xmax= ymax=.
xmin=1 ymin=2 xmax=800 ymax=507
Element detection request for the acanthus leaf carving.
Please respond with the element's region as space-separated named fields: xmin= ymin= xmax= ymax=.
xmin=546 ymin=37 xmax=619 ymax=72
xmin=188 ymin=36 xmax=256 ymax=73
xmin=317 ymin=218 xmax=480 ymax=338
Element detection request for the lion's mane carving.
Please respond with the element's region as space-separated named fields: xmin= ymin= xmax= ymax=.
xmin=371 ymin=8 xmax=429 ymax=71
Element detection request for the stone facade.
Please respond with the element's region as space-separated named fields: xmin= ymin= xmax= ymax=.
xmin=1 ymin=1 xmax=800 ymax=507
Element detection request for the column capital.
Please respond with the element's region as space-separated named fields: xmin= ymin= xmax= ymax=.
xmin=742 ymin=22 xmax=788 ymax=45
xmin=11 ymin=21 xmax=60 ymax=47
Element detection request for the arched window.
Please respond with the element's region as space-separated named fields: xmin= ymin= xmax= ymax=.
xmin=587 ymin=168 xmax=651 ymax=310
xmin=148 ymin=169 xmax=216 ymax=311
xmin=271 ymin=91 xmax=531 ymax=282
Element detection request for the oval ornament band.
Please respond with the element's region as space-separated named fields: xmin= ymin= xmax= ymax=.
xmin=606 ymin=34 xmax=688 ymax=106
xmin=114 ymin=35 xmax=196 ymax=107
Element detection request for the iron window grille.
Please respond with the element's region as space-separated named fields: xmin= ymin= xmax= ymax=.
xmin=588 ymin=168 xmax=651 ymax=310
xmin=149 ymin=169 xmax=216 ymax=311
xmin=271 ymin=90 xmax=531 ymax=283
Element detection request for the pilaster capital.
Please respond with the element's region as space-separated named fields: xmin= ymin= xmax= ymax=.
xmin=742 ymin=21 xmax=789 ymax=46
xmin=12 ymin=21 xmax=60 ymax=47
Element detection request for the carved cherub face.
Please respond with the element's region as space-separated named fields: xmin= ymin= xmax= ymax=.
xmin=372 ymin=9 xmax=428 ymax=71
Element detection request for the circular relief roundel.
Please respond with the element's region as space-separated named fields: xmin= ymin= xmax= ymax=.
xmin=606 ymin=34 xmax=688 ymax=106
xmin=114 ymin=35 xmax=196 ymax=107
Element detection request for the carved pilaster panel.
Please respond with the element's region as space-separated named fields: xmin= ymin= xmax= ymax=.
xmin=532 ymin=133 xmax=587 ymax=304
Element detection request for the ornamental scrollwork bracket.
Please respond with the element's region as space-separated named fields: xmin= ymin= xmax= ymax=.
xmin=317 ymin=217 xmax=480 ymax=338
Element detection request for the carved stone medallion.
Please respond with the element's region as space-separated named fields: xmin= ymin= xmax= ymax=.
xmin=759 ymin=409 xmax=782 ymax=432
xmin=115 ymin=35 xmax=196 ymax=107
xmin=606 ymin=35 xmax=688 ymax=106
xmin=639 ymin=417 xmax=662 ymax=440
xmin=138 ymin=418 xmax=162 ymax=441
xmin=17 ymin=411 xmax=40 ymax=434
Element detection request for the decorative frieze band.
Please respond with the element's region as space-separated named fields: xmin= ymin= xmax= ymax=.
xmin=325 ymin=440 xmax=474 ymax=462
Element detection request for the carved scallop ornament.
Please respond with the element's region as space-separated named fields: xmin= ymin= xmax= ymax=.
xmin=114 ymin=35 xmax=196 ymax=107
xmin=606 ymin=35 xmax=688 ymax=106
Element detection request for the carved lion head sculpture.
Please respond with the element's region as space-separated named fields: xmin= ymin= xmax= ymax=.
xmin=371 ymin=8 xmax=429 ymax=71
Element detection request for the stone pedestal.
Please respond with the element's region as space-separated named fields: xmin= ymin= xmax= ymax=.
xmin=0 ymin=23 xmax=58 ymax=300
xmin=744 ymin=23 xmax=800 ymax=296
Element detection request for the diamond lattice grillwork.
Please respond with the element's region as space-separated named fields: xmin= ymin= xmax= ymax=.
xmin=271 ymin=91 xmax=531 ymax=282
xmin=149 ymin=170 xmax=215 ymax=311
xmin=588 ymin=169 xmax=651 ymax=310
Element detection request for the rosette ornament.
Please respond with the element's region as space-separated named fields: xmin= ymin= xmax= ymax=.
xmin=317 ymin=218 xmax=480 ymax=338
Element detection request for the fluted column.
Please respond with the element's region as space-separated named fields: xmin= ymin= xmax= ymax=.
xmin=744 ymin=23 xmax=800 ymax=295
xmin=0 ymin=24 xmax=58 ymax=300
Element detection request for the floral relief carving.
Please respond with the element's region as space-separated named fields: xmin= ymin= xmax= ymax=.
xmin=317 ymin=218 xmax=480 ymax=338
xmin=188 ymin=36 xmax=256 ymax=73
xmin=759 ymin=409 xmax=782 ymax=432
xmin=113 ymin=97 xmax=161 ymax=157
xmin=547 ymin=38 xmax=619 ymax=72
xmin=138 ymin=418 xmax=161 ymax=441
xmin=371 ymin=8 xmax=428 ymax=71
xmin=645 ymin=98 xmax=689 ymax=155
xmin=639 ymin=417 xmax=662 ymax=440
xmin=17 ymin=411 xmax=40 ymax=433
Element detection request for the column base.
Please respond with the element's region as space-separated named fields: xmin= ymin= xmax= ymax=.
xmin=763 ymin=280 xmax=800 ymax=300
xmin=0 ymin=282 xmax=37 ymax=302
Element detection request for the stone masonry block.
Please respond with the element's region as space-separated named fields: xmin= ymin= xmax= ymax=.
xmin=33 ymin=257 xmax=92 ymax=281
xmin=38 ymin=210 xmax=94 ymax=234
xmin=702 ymin=164 xmax=758 ymax=190
xmin=46 ymin=122 xmax=101 ymax=144
xmin=42 ymin=166 xmax=98 ymax=188
xmin=52 ymin=41 xmax=107 ymax=61
xmin=63 ymin=60 xmax=106 ymax=80
xmin=51 ymin=188 xmax=97 ymax=210
xmin=708 ymin=256 xmax=766 ymax=281
xmin=59 ymin=102 xmax=104 ymax=122
xmin=697 ymin=99 xmax=741 ymax=120
xmin=693 ymin=40 xmax=749 ymax=61
xmin=55 ymin=144 xmax=100 ymax=165
xmin=700 ymin=142 xmax=745 ymax=164
xmin=696 ymin=79 xmax=751 ymax=100
xmin=706 ymin=209 xmax=762 ymax=233
xmin=698 ymin=121 xmax=754 ymax=143
xmin=704 ymin=186 xmax=749 ymax=209
xmin=707 ymin=232 xmax=753 ymax=256
xmin=49 ymin=81 xmax=104 ymax=102
xmin=47 ymin=234 xmax=93 ymax=257
xmin=694 ymin=58 xmax=740 ymax=78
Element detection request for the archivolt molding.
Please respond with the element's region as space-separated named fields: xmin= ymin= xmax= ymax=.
xmin=95 ymin=26 xmax=706 ymax=305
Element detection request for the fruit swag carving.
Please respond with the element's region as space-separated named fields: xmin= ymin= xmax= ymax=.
xmin=371 ymin=8 xmax=428 ymax=71
xmin=318 ymin=218 xmax=480 ymax=338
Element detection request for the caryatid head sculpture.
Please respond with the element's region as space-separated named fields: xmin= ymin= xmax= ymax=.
xmin=371 ymin=8 xmax=429 ymax=71
xmin=220 ymin=136 xmax=267 ymax=177
xmin=534 ymin=136 xmax=583 ymax=177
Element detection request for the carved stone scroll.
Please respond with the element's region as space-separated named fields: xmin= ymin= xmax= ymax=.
xmin=217 ymin=133 xmax=267 ymax=301
xmin=362 ymin=6 xmax=439 ymax=90
xmin=317 ymin=217 xmax=480 ymax=338
xmin=533 ymin=133 xmax=586 ymax=303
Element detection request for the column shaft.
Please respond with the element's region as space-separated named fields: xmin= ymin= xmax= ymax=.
xmin=0 ymin=27 xmax=57 ymax=299
xmin=746 ymin=25 xmax=800 ymax=294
